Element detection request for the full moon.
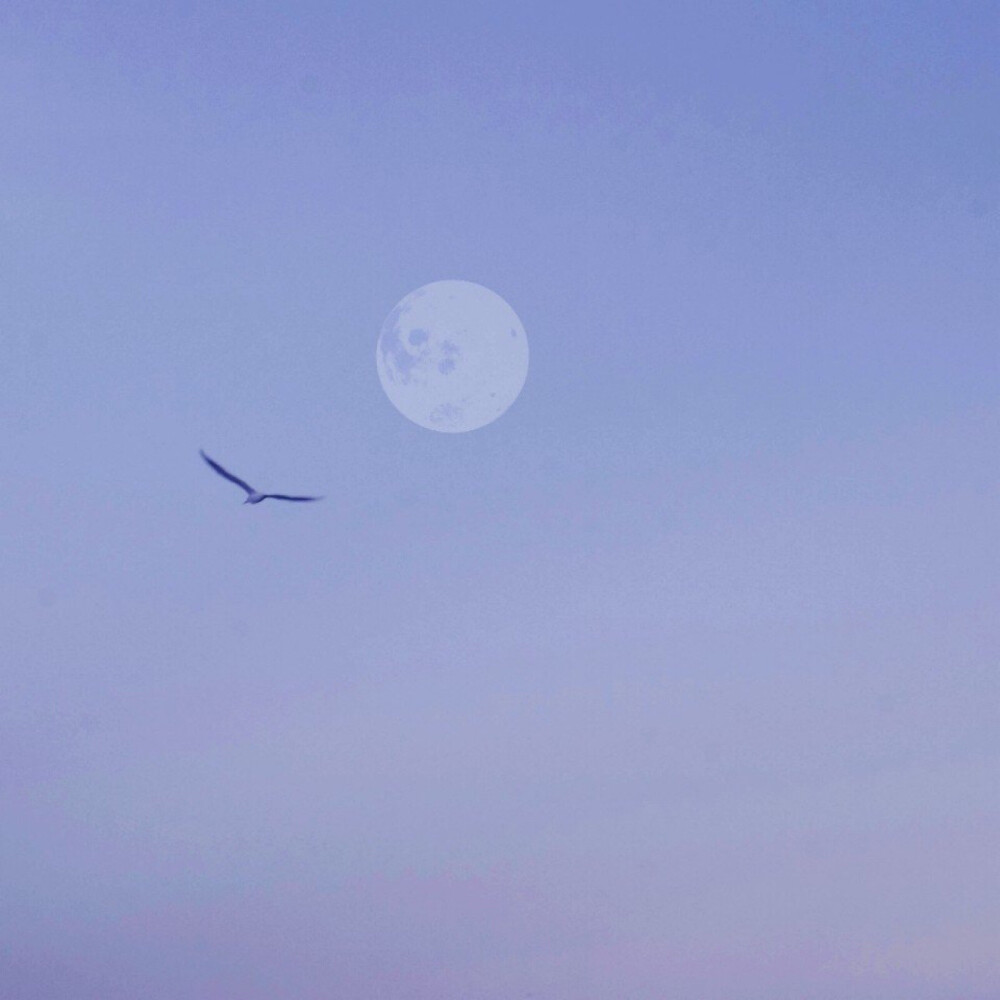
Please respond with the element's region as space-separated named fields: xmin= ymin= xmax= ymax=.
xmin=376 ymin=280 xmax=529 ymax=433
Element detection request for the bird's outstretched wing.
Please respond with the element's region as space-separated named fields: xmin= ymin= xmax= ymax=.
xmin=200 ymin=450 xmax=254 ymax=494
xmin=262 ymin=494 xmax=323 ymax=503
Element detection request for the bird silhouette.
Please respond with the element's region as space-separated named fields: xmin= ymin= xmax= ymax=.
xmin=200 ymin=450 xmax=322 ymax=504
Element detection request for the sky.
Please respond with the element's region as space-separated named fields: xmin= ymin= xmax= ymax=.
xmin=1 ymin=2 xmax=997 ymax=997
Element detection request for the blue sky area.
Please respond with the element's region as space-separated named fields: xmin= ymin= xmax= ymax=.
xmin=2 ymin=3 xmax=997 ymax=997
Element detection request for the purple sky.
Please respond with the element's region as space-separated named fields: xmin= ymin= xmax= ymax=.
xmin=2 ymin=2 xmax=997 ymax=997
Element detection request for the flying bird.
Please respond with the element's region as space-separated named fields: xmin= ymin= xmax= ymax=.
xmin=200 ymin=450 xmax=323 ymax=504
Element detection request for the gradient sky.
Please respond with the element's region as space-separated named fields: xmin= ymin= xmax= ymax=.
xmin=2 ymin=2 xmax=998 ymax=998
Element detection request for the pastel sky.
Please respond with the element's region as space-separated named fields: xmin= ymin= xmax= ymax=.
xmin=2 ymin=2 xmax=997 ymax=998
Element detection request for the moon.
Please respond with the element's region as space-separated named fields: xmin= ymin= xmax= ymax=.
xmin=376 ymin=280 xmax=529 ymax=433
